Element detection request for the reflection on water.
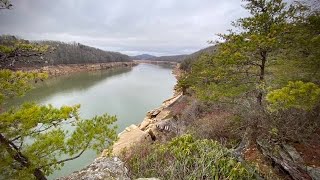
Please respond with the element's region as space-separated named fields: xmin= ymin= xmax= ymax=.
xmin=6 ymin=63 xmax=176 ymax=179
xmin=7 ymin=68 xmax=132 ymax=108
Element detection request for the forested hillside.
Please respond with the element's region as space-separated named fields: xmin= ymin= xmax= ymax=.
xmin=0 ymin=35 xmax=131 ymax=68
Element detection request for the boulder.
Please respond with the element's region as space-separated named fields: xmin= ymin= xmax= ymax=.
xmin=57 ymin=157 xmax=129 ymax=180
xmin=139 ymin=118 xmax=153 ymax=131
xmin=146 ymin=108 xmax=162 ymax=118
xmin=154 ymin=110 xmax=170 ymax=122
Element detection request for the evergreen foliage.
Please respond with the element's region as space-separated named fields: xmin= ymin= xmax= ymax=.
xmin=177 ymin=0 xmax=320 ymax=144
xmin=124 ymin=134 xmax=256 ymax=180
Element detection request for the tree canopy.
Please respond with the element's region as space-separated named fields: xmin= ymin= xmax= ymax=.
xmin=177 ymin=0 xmax=320 ymax=143
xmin=179 ymin=0 xmax=319 ymax=106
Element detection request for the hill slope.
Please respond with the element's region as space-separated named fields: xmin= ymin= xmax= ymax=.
xmin=0 ymin=35 xmax=131 ymax=68
xmin=130 ymin=54 xmax=157 ymax=60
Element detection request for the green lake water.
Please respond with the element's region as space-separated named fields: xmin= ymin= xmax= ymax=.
xmin=7 ymin=63 xmax=176 ymax=179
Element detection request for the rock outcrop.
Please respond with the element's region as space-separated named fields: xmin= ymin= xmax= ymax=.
xmin=57 ymin=157 xmax=129 ymax=180
xmin=102 ymin=125 xmax=153 ymax=157
xmin=107 ymin=93 xmax=182 ymax=156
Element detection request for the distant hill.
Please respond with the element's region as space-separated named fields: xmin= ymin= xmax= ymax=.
xmin=150 ymin=55 xmax=188 ymax=62
xmin=131 ymin=53 xmax=188 ymax=62
xmin=146 ymin=46 xmax=217 ymax=65
xmin=0 ymin=35 xmax=131 ymax=68
xmin=131 ymin=54 xmax=157 ymax=60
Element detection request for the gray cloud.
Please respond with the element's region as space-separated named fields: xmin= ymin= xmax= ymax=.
xmin=0 ymin=0 xmax=248 ymax=55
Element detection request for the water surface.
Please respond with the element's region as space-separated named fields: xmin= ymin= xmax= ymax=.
xmin=8 ymin=63 xmax=176 ymax=179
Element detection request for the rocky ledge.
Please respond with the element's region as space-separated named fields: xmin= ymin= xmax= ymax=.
xmin=57 ymin=155 xmax=160 ymax=180
xmin=101 ymin=93 xmax=182 ymax=157
xmin=57 ymin=157 xmax=129 ymax=180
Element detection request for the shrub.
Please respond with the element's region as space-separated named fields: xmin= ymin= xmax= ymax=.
xmin=123 ymin=134 xmax=256 ymax=180
xmin=188 ymin=112 xmax=241 ymax=146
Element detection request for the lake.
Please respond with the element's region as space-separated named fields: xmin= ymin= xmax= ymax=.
xmin=7 ymin=63 xmax=176 ymax=179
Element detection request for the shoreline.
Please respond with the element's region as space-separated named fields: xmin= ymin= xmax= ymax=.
xmin=13 ymin=60 xmax=178 ymax=77
xmin=102 ymin=93 xmax=182 ymax=156
xmin=14 ymin=62 xmax=138 ymax=76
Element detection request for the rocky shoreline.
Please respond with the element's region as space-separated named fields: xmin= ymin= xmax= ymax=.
xmin=14 ymin=61 xmax=178 ymax=77
xmin=59 ymin=64 xmax=181 ymax=180
xmin=103 ymin=93 xmax=182 ymax=157
xmin=15 ymin=62 xmax=138 ymax=76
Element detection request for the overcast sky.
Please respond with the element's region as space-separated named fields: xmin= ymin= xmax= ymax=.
xmin=0 ymin=0 xmax=248 ymax=56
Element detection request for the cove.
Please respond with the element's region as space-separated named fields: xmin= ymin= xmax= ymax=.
xmin=7 ymin=63 xmax=176 ymax=179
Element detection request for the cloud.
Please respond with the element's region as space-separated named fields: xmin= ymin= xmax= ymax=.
xmin=0 ymin=0 xmax=248 ymax=55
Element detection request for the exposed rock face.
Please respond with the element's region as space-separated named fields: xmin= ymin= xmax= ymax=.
xmin=103 ymin=125 xmax=153 ymax=157
xmin=16 ymin=62 xmax=137 ymax=76
xmin=108 ymin=93 xmax=182 ymax=156
xmin=57 ymin=157 xmax=129 ymax=180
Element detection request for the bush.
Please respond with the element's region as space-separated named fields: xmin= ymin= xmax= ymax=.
xmin=188 ymin=111 xmax=241 ymax=146
xmin=122 ymin=134 xmax=256 ymax=180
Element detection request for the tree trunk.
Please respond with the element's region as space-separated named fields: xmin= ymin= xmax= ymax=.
xmin=257 ymin=50 xmax=267 ymax=106
xmin=33 ymin=168 xmax=47 ymax=180
xmin=0 ymin=133 xmax=47 ymax=180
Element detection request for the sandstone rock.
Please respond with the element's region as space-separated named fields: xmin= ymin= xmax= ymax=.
xmin=139 ymin=118 xmax=152 ymax=131
xmin=146 ymin=108 xmax=162 ymax=118
xmin=57 ymin=157 xmax=129 ymax=180
xmin=154 ymin=110 xmax=170 ymax=122
xmin=151 ymin=109 xmax=161 ymax=117
xmin=111 ymin=124 xmax=152 ymax=156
